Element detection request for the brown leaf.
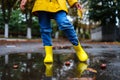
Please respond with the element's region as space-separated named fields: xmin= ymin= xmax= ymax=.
xmin=86 ymin=68 xmax=97 ymax=73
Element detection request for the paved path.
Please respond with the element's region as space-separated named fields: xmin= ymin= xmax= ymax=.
xmin=0 ymin=39 xmax=120 ymax=56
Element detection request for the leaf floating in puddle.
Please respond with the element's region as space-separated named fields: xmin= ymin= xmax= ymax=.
xmin=68 ymin=77 xmax=94 ymax=80
xmin=86 ymin=68 xmax=97 ymax=73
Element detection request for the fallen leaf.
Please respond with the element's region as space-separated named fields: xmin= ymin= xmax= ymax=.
xmin=86 ymin=68 xmax=97 ymax=73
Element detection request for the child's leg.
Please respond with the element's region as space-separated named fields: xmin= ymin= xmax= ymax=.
xmin=38 ymin=12 xmax=52 ymax=46
xmin=54 ymin=11 xmax=88 ymax=61
xmin=38 ymin=12 xmax=53 ymax=62
xmin=54 ymin=11 xmax=78 ymax=45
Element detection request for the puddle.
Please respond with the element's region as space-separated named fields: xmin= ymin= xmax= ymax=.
xmin=0 ymin=52 xmax=120 ymax=80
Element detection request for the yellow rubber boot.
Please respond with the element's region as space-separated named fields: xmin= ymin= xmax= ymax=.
xmin=44 ymin=46 xmax=53 ymax=63
xmin=73 ymin=43 xmax=88 ymax=62
xmin=44 ymin=63 xmax=53 ymax=77
xmin=77 ymin=62 xmax=88 ymax=76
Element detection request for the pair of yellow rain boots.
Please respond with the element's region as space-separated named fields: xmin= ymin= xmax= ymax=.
xmin=44 ymin=43 xmax=88 ymax=63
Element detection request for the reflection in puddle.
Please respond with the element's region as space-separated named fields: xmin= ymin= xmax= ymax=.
xmin=0 ymin=53 xmax=120 ymax=80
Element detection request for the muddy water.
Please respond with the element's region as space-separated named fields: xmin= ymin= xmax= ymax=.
xmin=0 ymin=52 xmax=120 ymax=80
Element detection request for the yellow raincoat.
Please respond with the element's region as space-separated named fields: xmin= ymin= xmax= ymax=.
xmin=32 ymin=0 xmax=77 ymax=13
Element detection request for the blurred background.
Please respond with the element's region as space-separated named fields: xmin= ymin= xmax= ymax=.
xmin=0 ymin=0 xmax=120 ymax=42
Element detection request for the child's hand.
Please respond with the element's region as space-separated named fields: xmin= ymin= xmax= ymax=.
xmin=75 ymin=2 xmax=82 ymax=9
xmin=20 ymin=0 xmax=27 ymax=12
xmin=75 ymin=2 xmax=83 ymax=19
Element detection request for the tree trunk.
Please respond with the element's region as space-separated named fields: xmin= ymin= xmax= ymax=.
xmin=4 ymin=23 xmax=9 ymax=38
xmin=26 ymin=11 xmax=32 ymax=39
xmin=27 ymin=27 xmax=32 ymax=39
xmin=55 ymin=31 xmax=59 ymax=39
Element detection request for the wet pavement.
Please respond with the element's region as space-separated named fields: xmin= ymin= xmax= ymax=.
xmin=0 ymin=39 xmax=120 ymax=80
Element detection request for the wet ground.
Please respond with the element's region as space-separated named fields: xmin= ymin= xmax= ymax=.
xmin=0 ymin=39 xmax=120 ymax=80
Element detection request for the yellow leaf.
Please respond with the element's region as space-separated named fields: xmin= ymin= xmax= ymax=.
xmin=77 ymin=9 xmax=83 ymax=19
